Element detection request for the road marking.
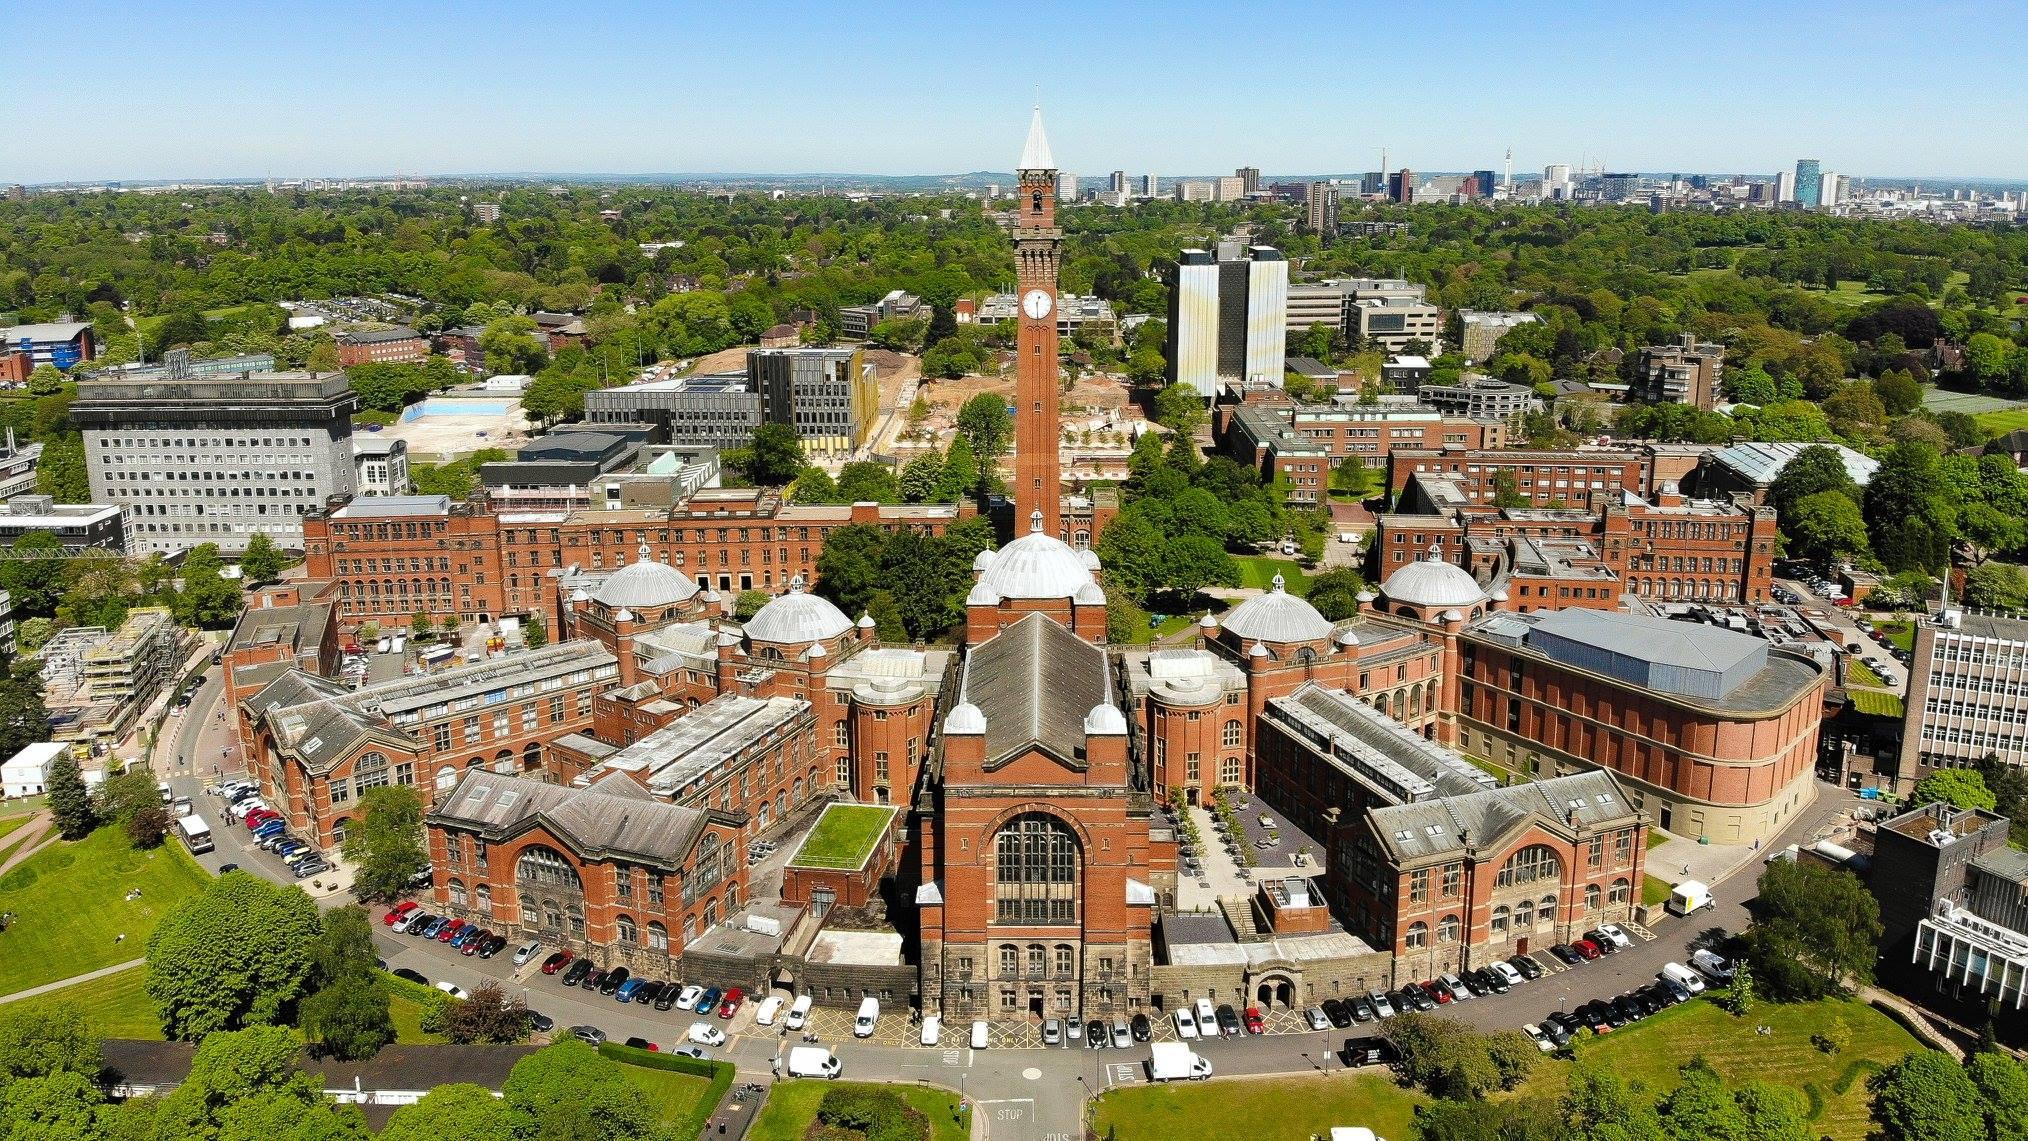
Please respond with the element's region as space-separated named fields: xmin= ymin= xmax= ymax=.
xmin=1107 ymin=1062 xmax=1137 ymax=1087
xmin=1021 ymin=1067 xmax=1042 ymax=1080
xmin=943 ymin=1049 xmax=964 ymax=1067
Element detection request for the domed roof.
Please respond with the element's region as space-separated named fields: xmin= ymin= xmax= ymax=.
xmin=973 ymin=512 xmax=1098 ymax=600
xmin=593 ymin=547 xmax=699 ymax=610
xmin=1380 ymin=543 xmax=1487 ymax=610
xmin=945 ymin=702 xmax=987 ymax=735
xmin=1221 ymin=574 xmax=1334 ymax=643
xmin=744 ymin=576 xmax=853 ymax=645
xmin=1084 ymin=703 xmax=1127 ymax=735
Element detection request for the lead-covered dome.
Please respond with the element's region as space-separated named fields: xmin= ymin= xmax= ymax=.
xmin=1381 ymin=545 xmax=1487 ymax=610
xmin=745 ymin=576 xmax=853 ymax=645
xmin=593 ymin=550 xmax=699 ymax=610
xmin=973 ymin=512 xmax=1099 ymax=601
xmin=1221 ymin=574 xmax=1333 ymax=643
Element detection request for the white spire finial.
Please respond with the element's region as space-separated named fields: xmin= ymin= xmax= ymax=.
xmin=1029 ymin=509 xmax=1044 ymax=534
xmin=1019 ymin=106 xmax=1055 ymax=172
xmin=789 ymin=574 xmax=806 ymax=594
xmin=1271 ymin=573 xmax=1286 ymax=593
xmin=637 ymin=541 xmax=651 ymax=563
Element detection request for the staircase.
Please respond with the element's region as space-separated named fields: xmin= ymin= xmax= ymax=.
xmin=1218 ymin=895 xmax=1267 ymax=943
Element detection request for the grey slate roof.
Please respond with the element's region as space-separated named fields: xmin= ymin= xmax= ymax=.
xmin=958 ymin=613 xmax=1112 ymax=768
xmin=1366 ymin=770 xmax=1636 ymax=864
xmin=430 ymin=768 xmax=711 ymax=867
xmin=1265 ymin=683 xmax=1495 ymax=803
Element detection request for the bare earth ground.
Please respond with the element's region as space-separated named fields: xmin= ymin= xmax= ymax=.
xmin=885 ymin=365 xmax=1145 ymax=466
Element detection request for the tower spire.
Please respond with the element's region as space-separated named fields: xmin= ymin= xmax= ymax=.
xmin=1019 ymin=105 xmax=1055 ymax=172
xmin=1012 ymin=109 xmax=1063 ymax=537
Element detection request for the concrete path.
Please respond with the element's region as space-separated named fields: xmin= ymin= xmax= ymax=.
xmin=0 ymin=957 xmax=146 ymax=1006
xmin=0 ymin=813 xmax=56 ymax=878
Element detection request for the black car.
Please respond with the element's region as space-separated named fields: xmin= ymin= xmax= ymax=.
xmin=1349 ymin=995 xmax=1376 ymax=1023
xmin=391 ymin=967 xmax=427 ymax=985
xmin=561 ymin=960 xmax=594 ymax=987
xmin=1339 ymin=1036 xmax=1397 ymax=1067
xmin=1550 ymin=943 xmax=1584 ymax=966
xmin=581 ymin=969 xmax=609 ymax=992
xmin=1470 ymin=968 xmax=1507 ymax=996
xmin=526 ymin=1010 xmax=555 ymax=1033
xmin=1130 ymin=1013 xmax=1151 ymax=1042
xmin=1538 ymin=1016 xmax=1574 ymax=1048
xmin=1605 ymin=997 xmax=1635 ymax=1027
xmin=633 ymin=980 xmax=665 ymax=1006
xmin=406 ymin=914 xmax=436 ymax=936
xmin=1215 ymin=1004 xmax=1243 ymax=1036
xmin=1585 ymin=930 xmax=1622 ymax=956
xmin=1407 ymin=987 xmax=1439 ymax=1013
xmin=1576 ymin=1001 xmax=1613 ymax=1034
xmin=1509 ymin=954 xmax=1545 ymax=981
xmin=478 ymin=935 xmax=507 ymax=959
xmin=1631 ymin=989 xmax=1664 ymax=1017
xmin=1085 ymin=1019 xmax=1107 ymax=1047
xmin=653 ymin=986 xmax=680 ymax=1012
xmin=1321 ymin=999 xmax=1353 ymax=1029
xmin=597 ymin=967 xmax=630 ymax=996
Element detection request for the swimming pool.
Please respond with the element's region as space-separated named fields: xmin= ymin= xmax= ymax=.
xmin=401 ymin=399 xmax=516 ymax=420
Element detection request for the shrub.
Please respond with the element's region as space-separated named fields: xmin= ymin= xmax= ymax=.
xmin=815 ymin=1086 xmax=930 ymax=1141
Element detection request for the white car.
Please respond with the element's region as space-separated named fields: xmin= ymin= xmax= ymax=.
xmin=754 ymin=996 xmax=786 ymax=1027
xmin=1690 ymin=948 xmax=1735 ymax=981
xmin=919 ymin=1015 xmax=941 ymax=1046
xmin=1173 ymin=1008 xmax=1198 ymax=1040
xmin=433 ymin=982 xmax=467 ymax=1000
xmin=1193 ymin=997 xmax=1218 ymax=1037
xmin=785 ymin=994 xmax=814 ymax=1030
xmin=1522 ymin=1024 xmax=1557 ymax=1053
xmin=674 ymin=985 xmax=704 ymax=1010
xmin=1595 ymin=923 xmax=1634 ymax=951
xmin=512 ymin=940 xmax=542 ymax=966
xmin=686 ymin=1022 xmax=726 ymax=1048
xmin=1490 ymin=961 xmax=1527 ymax=988
xmin=971 ymin=1020 xmax=990 ymax=1049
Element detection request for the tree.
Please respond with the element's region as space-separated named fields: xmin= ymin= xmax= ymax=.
xmin=1742 ymin=859 xmax=1881 ymax=1000
xmin=1911 ymin=768 xmax=1999 ymax=811
xmin=1658 ymin=1059 xmax=1747 ymax=1141
xmin=342 ymin=787 xmax=427 ymax=902
xmin=153 ymin=1025 xmax=366 ymax=1141
xmin=747 ymin=422 xmax=806 ymax=486
xmin=1731 ymin=1081 xmax=1812 ymax=1141
xmin=176 ymin=543 xmax=245 ymax=629
xmin=0 ymin=532 xmax=68 ymax=617
xmin=1562 ymin=1067 xmax=1665 ymax=1141
xmin=1720 ymin=959 xmax=1755 ymax=1017
xmin=733 ymin=589 xmax=770 ymax=621
xmin=1152 ymin=384 xmax=1206 ymax=433
xmin=33 ymin=433 xmax=87 ymax=502
xmin=146 ymin=874 xmax=321 ymax=1040
xmin=378 ymin=1084 xmax=522 ymax=1141
xmin=899 ymin=453 xmax=946 ymax=502
xmin=836 ymin=460 xmax=901 ymax=504
xmin=0 ymin=1002 xmax=100 ymax=1095
xmin=409 ymin=611 xmax=435 ymax=641
xmin=1870 ymin=1051 xmax=1986 ymax=1141
xmin=239 ymin=534 xmax=289 ymax=585
xmin=126 ymin=802 xmax=170 ymax=849
xmin=1964 ymin=562 xmax=2028 ymax=612
xmin=937 ymin=435 xmax=980 ymax=500
xmin=1876 ymin=369 xmax=1924 ymax=416
xmin=297 ymin=970 xmax=392 ymax=1061
xmin=1866 ymin=442 xmax=1959 ymax=573
xmin=955 ymin=392 xmax=1013 ymax=461
xmin=1331 ymin=457 xmax=1381 ymax=500
xmin=25 ymin=364 xmax=64 ymax=398
xmin=1967 ymin=1051 xmax=2028 ymax=1141
xmin=501 ymin=1041 xmax=654 ymax=1141
xmin=811 ymin=524 xmax=889 ymax=618
xmin=0 ymin=1070 xmax=109 ymax=1138
xmin=1785 ymin=491 xmax=1870 ymax=565
xmin=1490 ymin=469 xmax=1528 ymax=509
xmin=442 ymin=982 xmax=530 ymax=1045
xmin=44 ymin=754 xmax=94 ymax=840
xmin=97 ymin=766 xmax=160 ymax=835
xmin=1768 ymin=444 xmax=1859 ymax=524
xmin=478 ymin=316 xmax=549 ymax=375
xmin=1382 ymin=1012 xmax=1536 ymax=1100
xmin=521 ymin=612 xmax=547 ymax=649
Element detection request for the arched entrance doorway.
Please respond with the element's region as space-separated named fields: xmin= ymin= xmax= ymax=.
xmin=1254 ymin=974 xmax=1296 ymax=1009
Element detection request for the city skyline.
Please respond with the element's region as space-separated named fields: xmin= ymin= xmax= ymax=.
xmin=5 ymin=0 xmax=2024 ymax=184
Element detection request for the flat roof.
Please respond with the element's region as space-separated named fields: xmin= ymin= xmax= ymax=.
xmin=789 ymin=804 xmax=899 ymax=871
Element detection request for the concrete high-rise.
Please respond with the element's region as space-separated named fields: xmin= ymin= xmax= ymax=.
xmin=1165 ymin=245 xmax=1287 ymax=399
xmin=1057 ymin=172 xmax=1077 ymax=200
xmin=1013 ymin=108 xmax=1064 ymax=535
xmin=1303 ymin=181 xmax=1339 ymax=235
xmin=1140 ymin=173 xmax=1158 ymax=198
xmin=1794 ymin=159 xmax=1821 ymax=207
xmin=1109 ymin=170 xmax=1127 ymax=193
xmin=1235 ymin=166 xmax=1261 ymax=194
xmin=1775 ymin=169 xmax=1797 ymax=203
xmin=1542 ymin=164 xmax=1572 ymax=200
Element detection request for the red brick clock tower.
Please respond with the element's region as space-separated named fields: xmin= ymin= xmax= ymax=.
xmin=1013 ymin=107 xmax=1063 ymax=537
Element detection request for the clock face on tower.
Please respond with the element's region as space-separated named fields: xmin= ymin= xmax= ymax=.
xmin=1021 ymin=289 xmax=1054 ymax=320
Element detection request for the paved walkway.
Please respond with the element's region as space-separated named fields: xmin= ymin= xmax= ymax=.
xmin=0 ymin=813 xmax=56 ymax=878
xmin=0 ymin=957 xmax=146 ymax=1006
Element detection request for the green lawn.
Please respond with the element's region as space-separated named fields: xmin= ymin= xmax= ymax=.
xmin=1233 ymin=557 xmax=1311 ymax=595
xmin=1642 ymin=874 xmax=1673 ymax=907
xmin=1573 ymin=997 xmax=1919 ymax=1140
xmin=0 ymin=797 xmax=44 ymax=817
xmin=0 ymin=831 xmax=36 ymax=868
xmin=1095 ymin=1072 xmax=1425 ymax=1141
xmin=619 ymin=1064 xmax=717 ymax=1127
xmin=1849 ymin=690 xmax=1905 ymax=718
xmin=0 ymin=826 xmax=210 ymax=995
xmin=0 ymin=965 xmax=161 ymax=1039
xmin=0 ymin=817 xmax=28 ymax=844
xmin=750 ymin=1080 xmax=970 ymax=1141
xmin=1845 ymin=659 xmax=1888 ymax=688
xmin=1870 ymin=620 xmax=1914 ymax=652
xmin=1975 ymin=408 xmax=2028 ymax=438
xmin=789 ymin=804 xmax=898 ymax=870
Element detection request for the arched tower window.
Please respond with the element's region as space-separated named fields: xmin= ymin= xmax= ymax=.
xmin=993 ymin=813 xmax=1079 ymax=925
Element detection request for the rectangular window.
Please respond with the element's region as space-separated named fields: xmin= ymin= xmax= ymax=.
xmin=874 ymin=752 xmax=889 ymax=783
xmin=434 ymin=723 xmax=452 ymax=752
xmin=1410 ymin=869 xmax=1429 ymax=903
xmin=616 ymin=867 xmax=632 ymax=900
xmin=549 ymin=695 xmax=566 ymax=724
xmin=463 ymin=716 xmax=480 ymax=744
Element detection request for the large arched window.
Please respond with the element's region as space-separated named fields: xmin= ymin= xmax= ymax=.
xmin=1223 ymin=719 xmax=1244 ymax=747
xmin=648 ymin=922 xmax=669 ymax=952
xmin=1437 ymin=915 xmax=1460 ymax=943
xmin=993 ymin=813 xmax=1079 ymax=925
xmin=1495 ymin=845 xmax=1561 ymax=889
xmin=1490 ymin=905 xmax=1510 ymax=935
xmin=475 ymin=884 xmax=491 ymax=915
xmin=516 ymin=846 xmax=582 ymax=892
xmin=1405 ymin=922 xmax=1428 ymax=949
xmin=448 ymin=879 xmax=467 ymax=907
xmin=617 ymin=915 xmax=637 ymax=943
xmin=1608 ymin=878 xmax=1630 ymax=906
xmin=1514 ymin=899 xmax=1535 ymax=928
xmin=1585 ymin=884 xmax=1603 ymax=911
xmin=1539 ymin=893 xmax=1558 ymax=925
xmin=434 ymin=765 xmax=458 ymax=791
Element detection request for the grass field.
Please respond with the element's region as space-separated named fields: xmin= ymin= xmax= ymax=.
xmin=1849 ymin=690 xmax=1905 ymax=718
xmin=1976 ymin=408 xmax=2028 ymax=439
xmin=1 ymin=965 xmax=161 ymax=1039
xmin=0 ymin=797 xmax=44 ymax=817
xmin=1094 ymin=1072 xmax=1425 ymax=1141
xmin=1871 ymin=619 xmax=1915 ymax=651
xmin=1642 ymin=874 xmax=1673 ymax=907
xmin=789 ymin=804 xmax=897 ymax=870
xmin=1846 ymin=660 xmax=1888 ymax=688
xmin=0 ymin=816 xmax=28 ymax=844
xmin=1572 ymin=996 xmax=1918 ymax=1140
xmin=0 ymin=830 xmax=37 ymax=868
xmin=1233 ymin=557 xmax=1311 ymax=595
xmin=618 ymin=1065 xmax=717 ymax=1128
xmin=750 ymin=1080 xmax=970 ymax=1141
xmin=0 ymin=826 xmax=210 ymax=995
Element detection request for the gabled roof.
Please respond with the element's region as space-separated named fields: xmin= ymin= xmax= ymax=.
xmin=958 ymin=613 xmax=1110 ymax=768
xmin=1365 ymin=770 xmax=1637 ymax=865
xmin=429 ymin=769 xmax=712 ymax=868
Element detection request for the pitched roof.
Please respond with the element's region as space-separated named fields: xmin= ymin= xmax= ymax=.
xmin=1366 ymin=770 xmax=1637 ymax=864
xmin=958 ymin=613 xmax=1110 ymax=767
xmin=429 ymin=768 xmax=712 ymax=868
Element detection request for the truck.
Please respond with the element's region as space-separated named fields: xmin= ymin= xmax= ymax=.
xmin=175 ymin=814 xmax=214 ymax=855
xmin=1666 ymin=880 xmax=1712 ymax=917
xmin=1148 ymin=1042 xmax=1212 ymax=1082
xmin=785 ymin=1046 xmax=841 ymax=1079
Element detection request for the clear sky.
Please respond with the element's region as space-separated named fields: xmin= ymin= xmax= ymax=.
xmin=7 ymin=0 xmax=2023 ymax=183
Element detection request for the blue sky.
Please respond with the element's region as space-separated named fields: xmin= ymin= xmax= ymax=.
xmin=6 ymin=0 xmax=2023 ymax=182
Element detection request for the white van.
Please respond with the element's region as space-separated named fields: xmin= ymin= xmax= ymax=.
xmin=970 ymin=1020 xmax=989 ymax=1049
xmin=1194 ymin=997 xmax=1218 ymax=1037
xmin=852 ymin=996 xmax=879 ymax=1038
xmin=754 ymin=995 xmax=786 ymax=1027
xmin=785 ymin=1046 xmax=841 ymax=1079
xmin=919 ymin=1015 xmax=941 ymax=1046
xmin=1659 ymin=962 xmax=1707 ymax=995
xmin=1173 ymin=1007 xmax=1198 ymax=1040
xmin=785 ymin=994 xmax=814 ymax=1030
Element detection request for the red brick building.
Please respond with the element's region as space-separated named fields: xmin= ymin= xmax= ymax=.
xmin=333 ymin=327 xmax=429 ymax=367
xmin=1387 ymin=446 xmax=1649 ymax=508
xmin=1221 ymin=402 xmax=1503 ymax=507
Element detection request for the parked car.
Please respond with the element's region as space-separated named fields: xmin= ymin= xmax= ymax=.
xmin=1490 ymin=961 xmax=1526 ymax=989
xmin=540 ymin=951 xmax=573 ymax=975
xmin=435 ymin=919 xmax=466 ymax=944
xmin=1173 ymin=1008 xmax=1198 ymax=1039
xmin=654 ymin=986 xmax=682 ymax=1013
xmin=920 ymin=1015 xmax=942 ymax=1047
xmin=1576 ymin=1001 xmax=1612 ymax=1034
xmin=1131 ymin=1013 xmax=1152 ymax=1042
xmin=973 ymin=1020 xmax=991 ymax=1050
xmin=1522 ymin=1024 xmax=1557 ymax=1053
xmin=479 ymin=935 xmax=507 ymax=959
xmin=716 ymin=987 xmax=744 ymax=1019
xmin=1242 ymin=1007 xmax=1265 ymax=1035
xmin=514 ymin=940 xmax=543 ymax=966
xmin=1509 ymin=952 xmax=1546 ymax=979
xmin=1572 ymin=939 xmax=1603 ymax=961
xmin=561 ymin=960 xmax=594 ymax=987
xmin=1041 ymin=1019 xmax=1062 ymax=1046
xmin=419 ymin=917 xmax=449 ymax=940
xmin=597 ymin=967 xmax=630 ymax=996
xmin=527 ymin=1011 xmax=554 ymax=1033
xmin=694 ymin=987 xmax=722 ymax=1015
xmin=1539 ymin=1016 xmax=1575 ymax=1048
xmin=1085 ymin=1019 xmax=1107 ymax=1047
xmin=1321 ymin=999 xmax=1352 ymax=1029
xmin=1213 ymin=1005 xmax=1242 ymax=1036
xmin=754 ymin=995 xmax=785 ymax=1025
xmin=624 ymin=1036 xmax=659 ymax=1052
xmin=292 ymin=860 xmax=329 ymax=878
xmin=1438 ymin=973 xmax=1473 ymax=1001
xmin=633 ymin=981 xmax=665 ymax=1006
xmin=391 ymin=968 xmax=427 ymax=985
xmin=1593 ymin=924 xmax=1634 ymax=951
xmin=384 ymin=902 xmax=419 ymax=926
xmin=571 ymin=1026 xmax=605 ymax=1047
xmin=1690 ymin=948 xmax=1735 ymax=981
xmin=675 ymin=985 xmax=704 ymax=1010
xmin=433 ymin=981 xmax=467 ymax=1000
xmin=1110 ymin=1018 xmax=1132 ymax=1048
xmin=615 ymin=979 xmax=645 ymax=1002
xmin=1550 ymin=944 xmax=1584 ymax=966
xmin=1349 ymin=995 xmax=1377 ymax=1023
xmin=1581 ymin=930 xmax=1618 ymax=956
xmin=1367 ymin=991 xmax=1397 ymax=1019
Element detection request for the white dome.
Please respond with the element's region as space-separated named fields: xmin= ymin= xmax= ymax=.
xmin=1221 ymin=574 xmax=1334 ymax=643
xmin=1198 ymin=612 xmax=1218 ymax=629
xmin=945 ymin=702 xmax=987 ymax=735
xmin=744 ymin=576 xmax=852 ymax=645
xmin=1381 ymin=550 xmax=1487 ymax=611
xmin=1074 ymin=582 xmax=1106 ymax=606
xmin=974 ymin=527 xmax=1098 ymax=601
xmin=1084 ymin=703 xmax=1128 ymax=735
xmin=972 ymin=549 xmax=996 ymax=572
xmin=593 ymin=554 xmax=699 ymax=610
xmin=857 ymin=612 xmax=876 ymax=629
xmin=1335 ymin=627 xmax=1361 ymax=647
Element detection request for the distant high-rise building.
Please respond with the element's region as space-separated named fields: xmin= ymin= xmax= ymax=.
xmin=1176 ymin=180 xmax=1213 ymax=203
xmin=1360 ymin=171 xmax=1385 ymax=195
xmin=1166 ymin=245 xmax=1288 ymax=399
xmin=1794 ymin=159 xmax=1821 ymax=207
xmin=1602 ymin=173 xmax=1639 ymax=202
xmin=1236 ymin=166 xmax=1261 ymax=195
xmin=473 ymin=202 xmax=501 ymax=223
xmin=1542 ymin=164 xmax=1572 ymax=200
xmin=1057 ymin=172 xmax=1078 ymax=200
xmin=1109 ymin=170 xmax=1127 ymax=193
xmin=1140 ymin=173 xmax=1158 ymax=198
xmin=1214 ymin=176 xmax=1246 ymax=202
xmin=1775 ymin=169 xmax=1797 ymax=203
xmin=1387 ymin=169 xmax=1415 ymax=203
xmin=4 ymin=186 xmax=23 ymax=202
xmin=1303 ymin=182 xmax=1339 ymax=235
xmin=1818 ymin=171 xmax=1841 ymax=206
xmin=1471 ymin=170 xmax=1498 ymax=199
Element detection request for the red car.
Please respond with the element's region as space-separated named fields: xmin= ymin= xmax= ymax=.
xmin=1573 ymin=939 xmax=1603 ymax=960
xmin=436 ymin=918 xmax=466 ymax=943
xmin=384 ymin=901 xmax=419 ymax=926
xmin=717 ymin=987 xmax=744 ymax=1019
xmin=1243 ymin=1007 xmax=1265 ymax=1035
xmin=1423 ymin=981 xmax=1452 ymax=1004
xmin=243 ymin=809 xmax=277 ymax=829
xmin=540 ymin=950 xmax=574 ymax=975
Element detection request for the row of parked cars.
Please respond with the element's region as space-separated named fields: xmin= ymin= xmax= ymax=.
xmin=222 ymin=785 xmax=331 ymax=878
xmin=1523 ymin=954 xmax=1731 ymax=1051
xmin=385 ymin=901 xmax=509 ymax=957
